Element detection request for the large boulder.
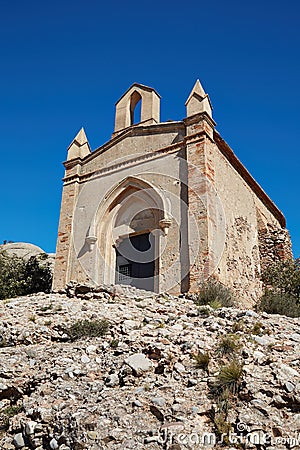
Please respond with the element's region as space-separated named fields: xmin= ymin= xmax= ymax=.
xmin=0 ymin=242 xmax=45 ymax=259
xmin=0 ymin=242 xmax=55 ymax=273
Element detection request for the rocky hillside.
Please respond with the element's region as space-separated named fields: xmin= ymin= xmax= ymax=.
xmin=0 ymin=284 xmax=300 ymax=449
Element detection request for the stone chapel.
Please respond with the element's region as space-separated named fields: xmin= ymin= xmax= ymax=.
xmin=52 ymin=80 xmax=291 ymax=303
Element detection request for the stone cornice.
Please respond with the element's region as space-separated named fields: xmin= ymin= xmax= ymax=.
xmin=64 ymin=158 xmax=83 ymax=170
xmin=184 ymin=129 xmax=214 ymax=144
xmin=63 ymin=175 xmax=80 ymax=185
xmin=183 ymin=111 xmax=216 ymax=129
xmin=64 ymin=116 xmax=216 ymax=169
xmin=70 ymin=121 xmax=185 ymax=166
xmin=63 ymin=140 xmax=185 ymax=185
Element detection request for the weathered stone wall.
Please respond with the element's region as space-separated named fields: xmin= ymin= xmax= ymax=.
xmin=52 ymin=178 xmax=79 ymax=291
xmin=185 ymin=115 xmax=214 ymax=292
xmin=256 ymin=209 xmax=292 ymax=272
xmin=206 ymin=136 xmax=291 ymax=306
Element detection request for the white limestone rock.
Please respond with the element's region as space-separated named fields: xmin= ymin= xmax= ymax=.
xmin=125 ymin=353 xmax=153 ymax=376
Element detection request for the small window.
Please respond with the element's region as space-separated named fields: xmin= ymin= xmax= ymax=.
xmin=118 ymin=264 xmax=132 ymax=282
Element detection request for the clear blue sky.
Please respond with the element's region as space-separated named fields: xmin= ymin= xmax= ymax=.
xmin=1 ymin=0 xmax=299 ymax=256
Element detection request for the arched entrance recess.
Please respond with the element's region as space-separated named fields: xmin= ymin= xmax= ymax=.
xmin=95 ymin=177 xmax=171 ymax=292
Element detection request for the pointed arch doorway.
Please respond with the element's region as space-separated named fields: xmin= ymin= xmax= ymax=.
xmin=96 ymin=177 xmax=170 ymax=293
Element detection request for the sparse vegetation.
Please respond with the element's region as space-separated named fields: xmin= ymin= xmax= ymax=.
xmin=110 ymin=339 xmax=119 ymax=348
xmin=214 ymin=360 xmax=243 ymax=395
xmin=251 ymin=321 xmax=266 ymax=336
xmin=261 ymin=258 xmax=300 ymax=298
xmin=65 ymin=319 xmax=110 ymax=341
xmin=198 ymin=306 xmax=212 ymax=317
xmin=54 ymin=304 xmax=63 ymax=312
xmin=216 ymin=387 xmax=231 ymax=416
xmin=251 ymin=322 xmax=261 ymax=335
xmin=193 ymin=351 xmax=210 ymax=371
xmin=40 ymin=303 xmax=53 ymax=312
xmin=257 ymin=292 xmax=300 ymax=318
xmin=210 ymin=388 xmax=233 ymax=443
xmin=208 ymin=299 xmax=222 ymax=310
xmin=209 ymin=353 xmax=244 ymax=441
xmin=0 ymin=405 xmax=23 ymax=430
xmin=196 ymin=279 xmax=235 ymax=309
xmin=257 ymin=258 xmax=300 ymax=317
xmin=0 ymin=338 xmax=9 ymax=348
xmin=217 ymin=334 xmax=241 ymax=356
xmin=1 ymin=405 xmax=23 ymax=418
xmin=232 ymin=319 xmax=245 ymax=333
xmin=213 ymin=412 xmax=232 ymax=439
xmin=0 ymin=251 xmax=52 ymax=300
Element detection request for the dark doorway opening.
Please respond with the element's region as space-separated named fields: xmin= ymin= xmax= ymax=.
xmin=115 ymin=232 xmax=155 ymax=291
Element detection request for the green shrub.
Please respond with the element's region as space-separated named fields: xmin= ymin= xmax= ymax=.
xmin=0 ymin=253 xmax=27 ymax=299
xmin=196 ymin=279 xmax=235 ymax=308
xmin=40 ymin=303 xmax=53 ymax=312
xmin=257 ymin=291 xmax=300 ymax=318
xmin=214 ymin=360 xmax=243 ymax=395
xmin=198 ymin=306 xmax=212 ymax=317
xmin=0 ymin=251 xmax=52 ymax=300
xmin=257 ymin=258 xmax=300 ymax=318
xmin=217 ymin=334 xmax=241 ymax=356
xmin=261 ymin=258 xmax=300 ymax=299
xmin=216 ymin=388 xmax=231 ymax=415
xmin=23 ymin=254 xmax=52 ymax=295
xmin=214 ymin=412 xmax=232 ymax=439
xmin=0 ymin=338 xmax=9 ymax=348
xmin=209 ymin=360 xmax=243 ymax=441
xmin=65 ymin=319 xmax=110 ymax=341
xmin=231 ymin=319 xmax=245 ymax=333
xmin=251 ymin=321 xmax=269 ymax=336
xmin=193 ymin=351 xmax=210 ymax=371
xmin=110 ymin=339 xmax=119 ymax=348
xmin=0 ymin=405 xmax=23 ymax=430
xmin=208 ymin=299 xmax=222 ymax=310
xmin=209 ymin=389 xmax=232 ymax=443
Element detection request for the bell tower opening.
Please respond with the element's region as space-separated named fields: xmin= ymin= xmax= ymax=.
xmin=130 ymin=91 xmax=142 ymax=125
xmin=114 ymin=83 xmax=160 ymax=134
